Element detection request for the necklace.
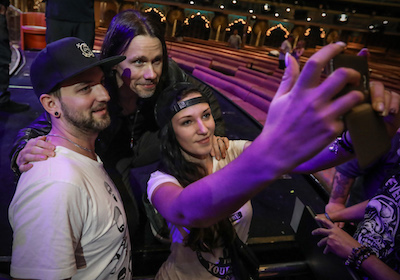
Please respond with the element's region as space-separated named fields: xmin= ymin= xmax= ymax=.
xmin=47 ymin=134 xmax=94 ymax=153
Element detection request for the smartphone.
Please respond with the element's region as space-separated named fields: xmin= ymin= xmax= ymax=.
xmin=328 ymin=54 xmax=391 ymax=169
xmin=328 ymin=54 xmax=370 ymax=100
xmin=306 ymin=205 xmax=324 ymax=228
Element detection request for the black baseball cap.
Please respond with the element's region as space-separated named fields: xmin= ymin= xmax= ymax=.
xmin=30 ymin=37 xmax=125 ymax=98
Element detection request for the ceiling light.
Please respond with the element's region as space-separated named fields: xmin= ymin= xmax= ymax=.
xmin=232 ymin=0 xmax=237 ymax=4
xmin=286 ymin=7 xmax=291 ymax=12
xmin=264 ymin=3 xmax=270 ymax=11
xmin=307 ymin=17 xmax=311 ymax=21
xmin=249 ymin=9 xmax=254 ymax=13
xmin=383 ymin=20 xmax=389 ymax=25
xmin=220 ymin=4 xmax=224 ymax=9
xmin=189 ymin=0 xmax=195 ymax=4
xmin=321 ymin=12 xmax=327 ymax=17
xmin=274 ymin=12 xmax=279 ymax=17
xmin=339 ymin=13 xmax=348 ymax=22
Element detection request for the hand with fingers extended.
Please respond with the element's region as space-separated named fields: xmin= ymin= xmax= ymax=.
xmin=16 ymin=136 xmax=56 ymax=173
xmin=312 ymin=217 xmax=360 ymax=259
xmin=262 ymin=42 xmax=364 ymax=170
xmin=284 ymin=41 xmax=400 ymax=176
xmin=210 ymin=136 xmax=229 ymax=160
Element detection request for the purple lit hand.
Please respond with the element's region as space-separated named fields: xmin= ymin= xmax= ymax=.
xmin=263 ymin=42 xmax=364 ymax=170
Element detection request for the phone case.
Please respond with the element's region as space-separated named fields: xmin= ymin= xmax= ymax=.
xmin=329 ymin=54 xmax=391 ymax=169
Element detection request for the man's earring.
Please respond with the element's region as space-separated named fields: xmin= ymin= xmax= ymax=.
xmin=55 ymin=112 xmax=59 ymax=117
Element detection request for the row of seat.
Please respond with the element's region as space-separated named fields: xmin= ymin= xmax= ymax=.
xmin=167 ymin=40 xmax=286 ymax=125
xmin=192 ymin=65 xmax=280 ymax=125
xmin=169 ymin=38 xmax=400 ymax=128
xmin=167 ymin=39 xmax=284 ymax=76
xmin=20 ymin=12 xmax=46 ymax=50
xmin=17 ymin=12 xmax=400 ymax=95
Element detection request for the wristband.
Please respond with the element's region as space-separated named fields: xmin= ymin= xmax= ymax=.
xmin=329 ymin=131 xmax=354 ymax=154
xmin=324 ymin=212 xmax=332 ymax=222
xmin=345 ymin=245 xmax=375 ymax=269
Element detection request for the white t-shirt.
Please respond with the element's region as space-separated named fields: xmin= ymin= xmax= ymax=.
xmin=228 ymin=34 xmax=242 ymax=49
xmin=279 ymin=39 xmax=293 ymax=60
xmin=147 ymin=140 xmax=252 ymax=280
xmin=9 ymin=146 xmax=131 ymax=280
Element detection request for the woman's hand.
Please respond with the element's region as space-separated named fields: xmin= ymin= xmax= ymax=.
xmin=263 ymin=42 xmax=364 ymax=171
xmin=16 ymin=136 xmax=56 ymax=173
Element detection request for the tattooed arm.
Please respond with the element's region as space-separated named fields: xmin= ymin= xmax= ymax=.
xmin=325 ymin=170 xmax=355 ymax=228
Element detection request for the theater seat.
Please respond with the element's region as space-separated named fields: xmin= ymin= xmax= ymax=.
xmin=20 ymin=12 xmax=46 ymax=50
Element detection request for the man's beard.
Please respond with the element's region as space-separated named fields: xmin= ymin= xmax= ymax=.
xmin=60 ymin=100 xmax=111 ymax=133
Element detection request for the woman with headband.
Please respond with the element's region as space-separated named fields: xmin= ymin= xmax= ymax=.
xmin=148 ymin=82 xmax=251 ymax=279
xmin=146 ymin=42 xmax=400 ymax=278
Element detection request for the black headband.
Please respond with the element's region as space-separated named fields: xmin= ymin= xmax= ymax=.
xmin=171 ymin=96 xmax=208 ymax=115
xmin=154 ymin=82 xmax=210 ymax=128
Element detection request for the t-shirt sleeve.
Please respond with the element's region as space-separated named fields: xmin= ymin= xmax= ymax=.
xmin=336 ymin=133 xmax=400 ymax=178
xmin=147 ymin=171 xmax=181 ymax=205
xmin=223 ymin=140 xmax=248 ymax=161
xmin=335 ymin=158 xmax=363 ymax=178
xmin=147 ymin=140 xmax=248 ymax=204
xmin=229 ymin=140 xmax=248 ymax=155
xmin=212 ymin=140 xmax=248 ymax=173
xmin=9 ymin=180 xmax=87 ymax=279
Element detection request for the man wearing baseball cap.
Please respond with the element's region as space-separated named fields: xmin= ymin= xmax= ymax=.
xmin=8 ymin=37 xmax=131 ymax=279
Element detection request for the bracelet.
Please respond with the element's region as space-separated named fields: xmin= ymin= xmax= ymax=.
xmin=341 ymin=131 xmax=354 ymax=153
xmin=324 ymin=212 xmax=332 ymax=222
xmin=329 ymin=131 xmax=354 ymax=154
xmin=345 ymin=245 xmax=375 ymax=269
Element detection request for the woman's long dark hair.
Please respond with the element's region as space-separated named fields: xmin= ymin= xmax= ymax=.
xmin=100 ymin=10 xmax=169 ymax=102
xmin=159 ymin=90 xmax=235 ymax=253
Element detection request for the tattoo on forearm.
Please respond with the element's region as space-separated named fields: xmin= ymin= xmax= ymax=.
xmin=331 ymin=172 xmax=353 ymax=200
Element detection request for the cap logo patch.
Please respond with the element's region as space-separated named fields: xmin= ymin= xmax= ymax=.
xmin=76 ymin=42 xmax=95 ymax=58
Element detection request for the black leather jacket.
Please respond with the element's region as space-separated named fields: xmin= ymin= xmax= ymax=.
xmin=10 ymin=59 xmax=225 ymax=174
